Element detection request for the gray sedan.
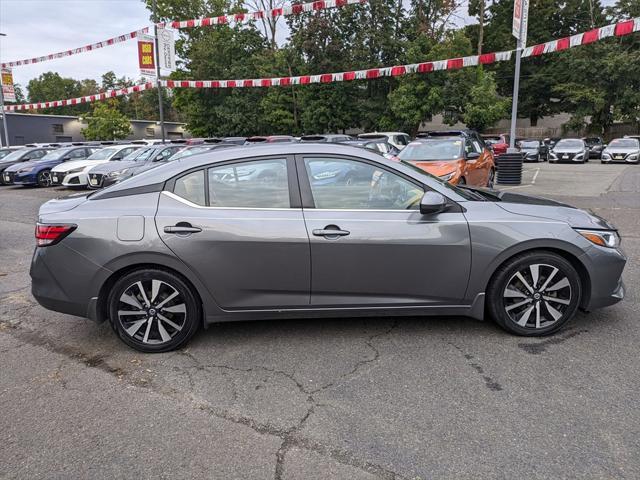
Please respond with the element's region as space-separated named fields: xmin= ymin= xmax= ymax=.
xmin=31 ymin=144 xmax=626 ymax=352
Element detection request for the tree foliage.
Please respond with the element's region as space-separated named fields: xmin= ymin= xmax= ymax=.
xmin=81 ymin=100 xmax=132 ymax=140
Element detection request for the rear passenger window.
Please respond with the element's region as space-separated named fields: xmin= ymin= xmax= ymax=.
xmin=208 ymin=158 xmax=289 ymax=208
xmin=174 ymin=170 xmax=206 ymax=206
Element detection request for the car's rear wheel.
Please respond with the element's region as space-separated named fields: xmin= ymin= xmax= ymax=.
xmin=487 ymin=251 xmax=582 ymax=336
xmin=108 ymin=269 xmax=200 ymax=352
xmin=37 ymin=169 xmax=52 ymax=187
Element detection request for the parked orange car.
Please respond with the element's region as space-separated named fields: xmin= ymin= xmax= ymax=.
xmin=398 ymin=134 xmax=496 ymax=187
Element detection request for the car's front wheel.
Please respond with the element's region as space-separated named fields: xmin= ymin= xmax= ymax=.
xmin=37 ymin=169 xmax=52 ymax=187
xmin=108 ymin=268 xmax=201 ymax=352
xmin=487 ymin=251 xmax=582 ymax=336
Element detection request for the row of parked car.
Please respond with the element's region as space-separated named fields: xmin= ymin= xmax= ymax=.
xmin=1 ymin=130 xmax=637 ymax=191
xmin=483 ymin=134 xmax=640 ymax=164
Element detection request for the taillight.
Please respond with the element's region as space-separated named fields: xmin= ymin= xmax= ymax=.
xmin=35 ymin=223 xmax=76 ymax=247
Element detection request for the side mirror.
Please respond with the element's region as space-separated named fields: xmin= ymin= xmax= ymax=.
xmin=466 ymin=152 xmax=481 ymax=161
xmin=63 ymin=156 xmax=71 ymax=161
xmin=420 ymin=191 xmax=447 ymax=215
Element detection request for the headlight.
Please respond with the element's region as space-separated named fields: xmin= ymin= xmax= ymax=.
xmin=107 ymin=168 xmax=129 ymax=178
xmin=575 ymin=229 xmax=620 ymax=248
xmin=549 ymin=152 xmax=557 ymax=159
xmin=575 ymin=153 xmax=583 ymax=159
xmin=66 ymin=167 xmax=85 ymax=174
xmin=602 ymin=153 xmax=611 ymax=160
xmin=629 ymin=154 xmax=638 ymax=160
xmin=438 ymin=172 xmax=455 ymax=181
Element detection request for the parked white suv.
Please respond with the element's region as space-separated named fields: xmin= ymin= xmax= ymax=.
xmin=51 ymin=144 xmax=141 ymax=187
xmin=357 ymin=132 xmax=411 ymax=150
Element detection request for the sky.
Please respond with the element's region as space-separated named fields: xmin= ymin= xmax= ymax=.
xmin=0 ymin=0 xmax=152 ymax=91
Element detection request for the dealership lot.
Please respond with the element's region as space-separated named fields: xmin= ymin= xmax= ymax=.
xmin=1 ymin=162 xmax=639 ymax=479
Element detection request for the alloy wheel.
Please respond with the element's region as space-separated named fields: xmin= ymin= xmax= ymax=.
xmin=117 ymin=279 xmax=187 ymax=345
xmin=38 ymin=170 xmax=52 ymax=187
xmin=502 ymin=263 xmax=572 ymax=330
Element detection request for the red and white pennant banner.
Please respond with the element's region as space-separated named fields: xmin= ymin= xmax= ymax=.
xmin=1 ymin=28 xmax=150 ymax=69
xmin=4 ymin=83 xmax=154 ymax=112
xmin=3 ymin=17 xmax=639 ymax=111
xmin=2 ymin=0 xmax=365 ymax=68
xmin=163 ymin=0 xmax=365 ymax=28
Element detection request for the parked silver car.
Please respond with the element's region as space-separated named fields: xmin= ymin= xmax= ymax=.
xmin=31 ymin=144 xmax=626 ymax=352
xmin=601 ymin=138 xmax=640 ymax=164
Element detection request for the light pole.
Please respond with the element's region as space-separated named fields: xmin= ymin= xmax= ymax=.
xmin=152 ymin=0 xmax=166 ymax=144
xmin=0 ymin=32 xmax=9 ymax=148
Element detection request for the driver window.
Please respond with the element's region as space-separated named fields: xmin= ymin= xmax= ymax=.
xmin=304 ymin=157 xmax=423 ymax=210
xmin=471 ymin=140 xmax=483 ymax=153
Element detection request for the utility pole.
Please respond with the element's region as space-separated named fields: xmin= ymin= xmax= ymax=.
xmin=0 ymin=32 xmax=9 ymax=147
xmin=152 ymin=0 xmax=166 ymax=144
xmin=508 ymin=0 xmax=528 ymax=151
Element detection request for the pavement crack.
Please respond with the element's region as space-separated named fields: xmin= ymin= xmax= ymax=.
xmin=449 ymin=342 xmax=504 ymax=392
xmin=310 ymin=320 xmax=398 ymax=395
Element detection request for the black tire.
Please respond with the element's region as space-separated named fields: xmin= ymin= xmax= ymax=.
xmin=487 ymin=251 xmax=582 ymax=336
xmin=458 ymin=177 xmax=466 ymax=185
xmin=37 ymin=169 xmax=53 ymax=187
xmin=108 ymin=268 xmax=201 ymax=352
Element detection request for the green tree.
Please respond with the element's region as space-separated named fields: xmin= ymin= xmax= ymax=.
xmin=463 ymin=70 xmax=510 ymax=132
xmin=27 ymin=72 xmax=97 ymax=115
xmin=82 ymin=101 xmax=131 ymax=140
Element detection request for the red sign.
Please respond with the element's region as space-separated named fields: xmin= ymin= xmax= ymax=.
xmin=137 ymin=34 xmax=156 ymax=79
xmin=138 ymin=40 xmax=155 ymax=70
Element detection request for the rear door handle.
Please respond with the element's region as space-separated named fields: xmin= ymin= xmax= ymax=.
xmin=312 ymin=225 xmax=350 ymax=238
xmin=164 ymin=224 xmax=202 ymax=234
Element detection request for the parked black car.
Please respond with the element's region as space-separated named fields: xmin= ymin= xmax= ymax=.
xmin=583 ymin=137 xmax=605 ymax=159
xmin=517 ymin=139 xmax=549 ymax=162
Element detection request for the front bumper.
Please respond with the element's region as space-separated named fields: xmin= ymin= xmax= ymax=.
xmin=602 ymin=154 xmax=639 ymax=164
xmin=88 ymin=173 xmax=118 ymax=189
xmin=2 ymin=171 xmax=16 ymax=184
xmin=12 ymin=172 xmax=38 ymax=185
xmin=582 ymin=245 xmax=627 ymax=311
xmin=61 ymin=172 xmax=87 ymax=187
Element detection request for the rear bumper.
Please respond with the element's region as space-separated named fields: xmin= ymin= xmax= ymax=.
xmin=30 ymin=243 xmax=109 ymax=321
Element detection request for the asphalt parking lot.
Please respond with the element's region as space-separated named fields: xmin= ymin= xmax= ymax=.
xmin=1 ymin=161 xmax=639 ymax=479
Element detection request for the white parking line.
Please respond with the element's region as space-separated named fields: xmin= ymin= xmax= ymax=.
xmin=531 ymin=168 xmax=540 ymax=184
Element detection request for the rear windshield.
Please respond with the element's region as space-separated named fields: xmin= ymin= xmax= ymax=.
xmin=398 ymin=139 xmax=463 ymax=161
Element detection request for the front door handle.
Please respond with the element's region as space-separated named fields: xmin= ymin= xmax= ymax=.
xmin=164 ymin=223 xmax=202 ymax=234
xmin=312 ymin=225 xmax=350 ymax=238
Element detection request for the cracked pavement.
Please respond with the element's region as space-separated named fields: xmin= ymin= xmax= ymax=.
xmin=1 ymin=162 xmax=639 ymax=479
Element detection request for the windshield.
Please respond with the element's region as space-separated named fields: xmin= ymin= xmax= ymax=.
xmin=519 ymin=141 xmax=539 ymax=148
xmin=398 ymin=139 xmax=463 ymax=161
xmin=120 ymin=147 xmax=151 ymax=162
xmin=555 ymin=139 xmax=584 ymax=149
xmin=400 ymin=160 xmax=480 ymax=201
xmin=608 ymin=139 xmax=639 ymax=148
xmin=0 ymin=149 xmax=29 ymax=162
xmin=86 ymin=147 xmax=118 ymax=160
xmin=171 ymin=146 xmax=212 ymax=160
xmin=36 ymin=148 xmax=75 ymax=161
